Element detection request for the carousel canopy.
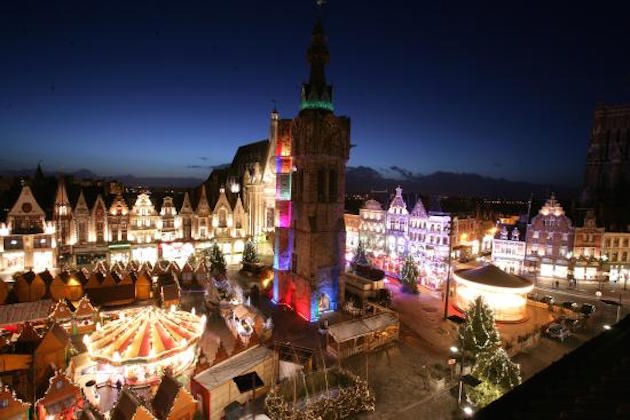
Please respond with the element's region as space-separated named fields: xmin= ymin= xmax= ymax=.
xmin=86 ymin=306 xmax=204 ymax=365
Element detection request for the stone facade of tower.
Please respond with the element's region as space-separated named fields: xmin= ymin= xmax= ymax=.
xmin=582 ymin=104 xmax=630 ymax=231
xmin=273 ymin=18 xmax=351 ymax=321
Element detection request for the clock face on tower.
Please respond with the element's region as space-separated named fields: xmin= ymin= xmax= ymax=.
xmin=22 ymin=203 xmax=32 ymax=213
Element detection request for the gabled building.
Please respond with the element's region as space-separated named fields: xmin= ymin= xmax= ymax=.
xmin=573 ymin=210 xmax=605 ymax=281
xmin=1 ymin=184 xmax=55 ymax=273
xmin=525 ymin=194 xmax=574 ymax=278
xmin=492 ymin=222 xmax=527 ymax=274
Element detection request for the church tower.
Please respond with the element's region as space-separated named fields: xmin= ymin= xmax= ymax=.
xmin=54 ymin=173 xmax=73 ymax=247
xmin=273 ymin=14 xmax=351 ymax=321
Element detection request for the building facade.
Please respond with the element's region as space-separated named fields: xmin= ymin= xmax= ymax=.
xmin=602 ymin=231 xmax=630 ymax=286
xmin=358 ymin=199 xmax=386 ymax=256
xmin=491 ymin=223 xmax=527 ymax=274
xmin=572 ymin=210 xmax=605 ymax=281
xmin=525 ymin=194 xmax=574 ymax=279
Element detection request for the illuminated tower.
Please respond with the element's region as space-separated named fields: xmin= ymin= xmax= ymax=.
xmin=54 ymin=173 xmax=73 ymax=246
xmin=273 ymin=16 xmax=351 ymax=321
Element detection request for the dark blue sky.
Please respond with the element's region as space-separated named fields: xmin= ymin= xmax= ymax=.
xmin=1 ymin=1 xmax=629 ymax=186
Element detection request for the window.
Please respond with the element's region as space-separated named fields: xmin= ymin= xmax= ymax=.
xmin=317 ymin=169 xmax=326 ymax=202
xmin=328 ymin=170 xmax=337 ymax=202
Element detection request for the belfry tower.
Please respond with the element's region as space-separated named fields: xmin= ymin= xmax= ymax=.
xmin=273 ymin=14 xmax=351 ymax=321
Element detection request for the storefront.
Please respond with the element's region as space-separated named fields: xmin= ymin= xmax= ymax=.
xmin=33 ymin=250 xmax=54 ymax=272
xmin=161 ymin=242 xmax=195 ymax=268
xmin=131 ymin=245 xmax=158 ymax=264
xmin=2 ymin=251 xmax=25 ymax=272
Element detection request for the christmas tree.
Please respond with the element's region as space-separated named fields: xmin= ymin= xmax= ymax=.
xmin=208 ymin=243 xmax=227 ymax=278
xmin=352 ymin=240 xmax=369 ymax=266
xmin=241 ymin=240 xmax=260 ymax=265
xmin=458 ymin=296 xmax=502 ymax=357
xmin=399 ymin=254 xmax=419 ymax=293
xmin=473 ymin=346 xmax=521 ymax=391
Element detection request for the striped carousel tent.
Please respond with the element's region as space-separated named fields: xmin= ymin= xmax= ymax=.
xmin=86 ymin=306 xmax=205 ymax=366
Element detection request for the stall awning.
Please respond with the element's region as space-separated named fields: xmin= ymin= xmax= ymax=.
xmin=232 ymin=372 xmax=264 ymax=393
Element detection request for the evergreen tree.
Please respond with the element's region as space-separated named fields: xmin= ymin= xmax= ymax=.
xmin=399 ymin=254 xmax=419 ymax=293
xmin=473 ymin=346 xmax=521 ymax=391
xmin=458 ymin=296 xmax=502 ymax=357
xmin=208 ymin=243 xmax=227 ymax=278
xmin=352 ymin=241 xmax=369 ymax=266
xmin=242 ymin=240 xmax=260 ymax=265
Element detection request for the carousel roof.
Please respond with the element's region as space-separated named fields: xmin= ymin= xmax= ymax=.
xmin=87 ymin=306 xmax=204 ymax=364
xmin=454 ymin=265 xmax=533 ymax=290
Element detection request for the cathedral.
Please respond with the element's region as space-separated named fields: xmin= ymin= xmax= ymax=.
xmin=272 ymin=18 xmax=351 ymax=321
xmin=582 ymin=104 xmax=630 ymax=231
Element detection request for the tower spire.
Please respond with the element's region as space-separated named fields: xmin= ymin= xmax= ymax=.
xmin=300 ymin=4 xmax=333 ymax=112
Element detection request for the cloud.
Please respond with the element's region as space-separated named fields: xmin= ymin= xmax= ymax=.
xmin=186 ymin=162 xmax=230 ymax=171
xmin=198 ymin=156 xmax=209 ymax=161
xmin=389 ymin=165 xmax=416 ymax=179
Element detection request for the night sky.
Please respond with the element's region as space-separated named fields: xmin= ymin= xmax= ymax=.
xmin=1 ymin=1 xmax=629 ymax=186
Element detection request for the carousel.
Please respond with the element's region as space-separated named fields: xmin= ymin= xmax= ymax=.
xmin=83 ymin=306 xmax=205 ymax=387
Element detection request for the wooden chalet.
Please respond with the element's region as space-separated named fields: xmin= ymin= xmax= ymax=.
xmin=326 ymin=310 xmax=399 ymax=359
xmin=180 ymin=262 xmax=194 ymax=286
xmin=0 ymin=385 xmax=31 ymax=420
xmin=13 ymin=271 xmax=46 ymax=303
xmin=14 ymin=322 xmax=42 ymax=354
xmin=166 ymin=261 xmax=181 ymax=277
xmin=84 ymin=270 xmax=134 ymax=307
xmin=0 ymin=278 xmax=8 ymax=305
xmin=35 ymin=324 xmax=71 ymax=385
xmin=65 ymin=271 xmax=86 ymax=301
xmin=49 ymin=272 xmax=68 ymax=301
xmin=36 ymin=370 xmax=83 ymax=420
xmin=195 ymin=262 xmax=209 ymax=285
xmin=134 ymin=271 xmax=152 ymax=301
xmin=110 ymin=388 xmax=156 ymax=420
xmin=157 ymin=273 xmax=180 ymax=308
xmin=151 ymin=373 xmax=197 ymax=420
xmin=48 ymin=300 xmax=73 ymax=328
xmin=38 ymin=269 xmax=55 ymax=298
xmin=191 ymin=345 xmax=276 ymax=420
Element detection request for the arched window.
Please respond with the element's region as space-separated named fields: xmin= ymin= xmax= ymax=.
xmin=219 ymin=209 xmax=227 ymax=227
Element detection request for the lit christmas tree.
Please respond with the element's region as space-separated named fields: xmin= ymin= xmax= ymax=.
xmin=352 ymin=240 xmax=369 ymax=266
xmin=399 ymin=254 xmax=419 ymax=293
xmin=458 ymin=296 xmax=502 ymax=357
xmin=208 ymin=243 xmax=227 ymax=278
xmin=241 ymin=240 xmax=260 ymax=265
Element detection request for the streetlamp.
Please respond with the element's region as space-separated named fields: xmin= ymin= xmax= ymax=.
xmin=462 ymin=406 xmax=474 ymax=417
xmin=450 ymin=345 xmax=465 ymax=405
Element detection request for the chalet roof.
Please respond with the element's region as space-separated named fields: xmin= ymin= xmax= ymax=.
xmin=74 ymin=296 xmax=97 ymax=318
xmin=20 ymin=270 xmax=37 ymax=285
xmin=477 ymin=313 xmax=630 ymax=419
xmin=0 ymin=299 xmax=53 ymax=326
xmin=40 ymin=323 xmax=70 ymax=349
xmin=78 ymin=403 xmax=106 ymax=420
xmin=193 ymin=345 xmax=274 ymax=392
xmin=48 ymin=300 xmax=73 ymax=321
xmin=328 ymin=312 xmax=399 ymax=343
xmin=410 ymin=197 xmax=428 ymax=218
xmin=110 ymin=388 xmax=153 ymax=420
xmin=151 ymin=373 xmax=183 ymax=420
xmin=85 ymin=284 xmax=134 ymax=306
xmin=0 ymin=385 xmax=30 ymax=416
xmin=37 ymin=370 xmax=80 ymax=410
xmin=16 ymin=321 xmax=42 ymax=343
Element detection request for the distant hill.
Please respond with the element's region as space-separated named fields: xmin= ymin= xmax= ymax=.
xmin=346 ymin=166 xmax=577 ymax=200
xmin=0 ymin=168 xmax=204 ymax=189
xmin=0 ymin=166 xmax=578 ymax=198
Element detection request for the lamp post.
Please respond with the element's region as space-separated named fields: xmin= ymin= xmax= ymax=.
xmin=443 ymin=220 xmax=454 ymax=320
xmin=450 ymin=345 xmax=465 ymax=405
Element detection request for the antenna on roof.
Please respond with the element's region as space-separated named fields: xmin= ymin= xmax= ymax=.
xmin=271 ymin=99 xmax=277 ymax=113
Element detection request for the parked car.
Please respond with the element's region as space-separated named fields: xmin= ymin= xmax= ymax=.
xmin=541 ymin=295 xmax=555 ymax=305
xmin=562 ymin=301 xmax=579 ymax=311
xmin=557 ymin=315 xmax=582 ymax=332
xmin=546 ymin=323 xmax=571 ymax=341
xmin=580 ymin=303 xmax=597 ymax=317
